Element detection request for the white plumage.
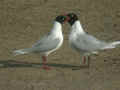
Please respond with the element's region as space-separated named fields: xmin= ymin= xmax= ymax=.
xmin=67 ymin=13 xmax=120 ymax=66
xmin=69 ymin=21 xmax=120 ymax=55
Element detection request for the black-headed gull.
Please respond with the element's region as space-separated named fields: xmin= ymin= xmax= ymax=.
xmin=13 ymin=15 xmax=69 ymax=70
xmin=67 ymin=13 xmax=120 ymax=67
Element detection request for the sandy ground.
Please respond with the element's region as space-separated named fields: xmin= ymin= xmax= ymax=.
xmin=0 ymin=0 xmax=120 ymax=90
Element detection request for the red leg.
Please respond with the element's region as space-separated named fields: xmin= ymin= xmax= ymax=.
xmin=42 ymin=56 xmax=51 ymax=70
xmin=83 ymin=56 xmax=86 ymax=64
xmin=82 ymin=55 xmax=90 ymax=68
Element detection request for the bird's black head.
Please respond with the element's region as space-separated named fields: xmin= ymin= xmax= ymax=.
xmin=67 ymin=13 xmax=78 ymax=26
xmin=55 ymin=15 xmax=68 ymax=24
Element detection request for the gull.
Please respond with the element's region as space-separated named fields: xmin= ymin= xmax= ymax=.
xmin=67 ymin=13 xmax=120 ymax=67
xmin=13 ymin=15 xmax=69 ymax=70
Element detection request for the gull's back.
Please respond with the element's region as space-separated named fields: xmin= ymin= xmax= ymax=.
xmin=71 ymin=33 xmax=108 ymax=53
xmin=32 ymin=32 xmax=61 ymax=53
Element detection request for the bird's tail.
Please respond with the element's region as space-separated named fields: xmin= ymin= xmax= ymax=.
xmin=13 ymin=48 xmax=34 ymax=56
xmin=102 ymin=41 xmax=120 ymax=49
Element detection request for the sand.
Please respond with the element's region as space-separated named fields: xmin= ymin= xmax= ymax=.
xmin=0 ymin=0 xmax=120 ymax=90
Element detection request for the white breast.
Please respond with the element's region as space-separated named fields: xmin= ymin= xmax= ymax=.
xmin=45 ymin=21 xmax=63 ymax=56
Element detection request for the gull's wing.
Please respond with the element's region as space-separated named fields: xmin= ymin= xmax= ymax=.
xmin=32 ymin=32 xmax=51 ymax=47
xmin=32 ymin=33 xmax=60 ymax=53
xmin=72 ymin=33 xmax=107 ymax=52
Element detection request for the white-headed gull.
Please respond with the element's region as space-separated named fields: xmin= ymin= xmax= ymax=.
xmin=13 ymin=15 xmax=69 ymax=70
xmin=67 ymin=13 xmax=120 ymax=67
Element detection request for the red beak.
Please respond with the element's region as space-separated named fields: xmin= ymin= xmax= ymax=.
xmin=62 ymin=13 xmax=70 ymax=23
xmin=64 ymin=16 xmax=70 ymax=23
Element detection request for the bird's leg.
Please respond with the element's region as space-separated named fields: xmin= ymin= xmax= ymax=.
xmin=42 ymin=56 xmax=51 ymax=70
xmin=83 ymin=56 xmax=86 ymax=64
xmin=83 ymin=55 xmax=90 ymax=67
xmin=87 ymin=56 xmax=90 ymax=67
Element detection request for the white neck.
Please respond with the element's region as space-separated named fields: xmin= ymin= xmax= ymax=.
xmin=71 ymin=20 xmax=85 ymax=34
xmin=51 ymin=21 xmax=63 ymax=36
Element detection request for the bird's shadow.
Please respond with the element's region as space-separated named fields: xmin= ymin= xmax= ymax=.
xmin=0 ymin=60 xmax=89 ymax=70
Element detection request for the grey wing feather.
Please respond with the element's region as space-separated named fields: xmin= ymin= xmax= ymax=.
xmin=32 ymin=35 xmax=60 ymax=53
xmin=74 ymin=34 xmax=107 ymax=52
xmin=32 ymin=32 xmax=51 ymax=47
